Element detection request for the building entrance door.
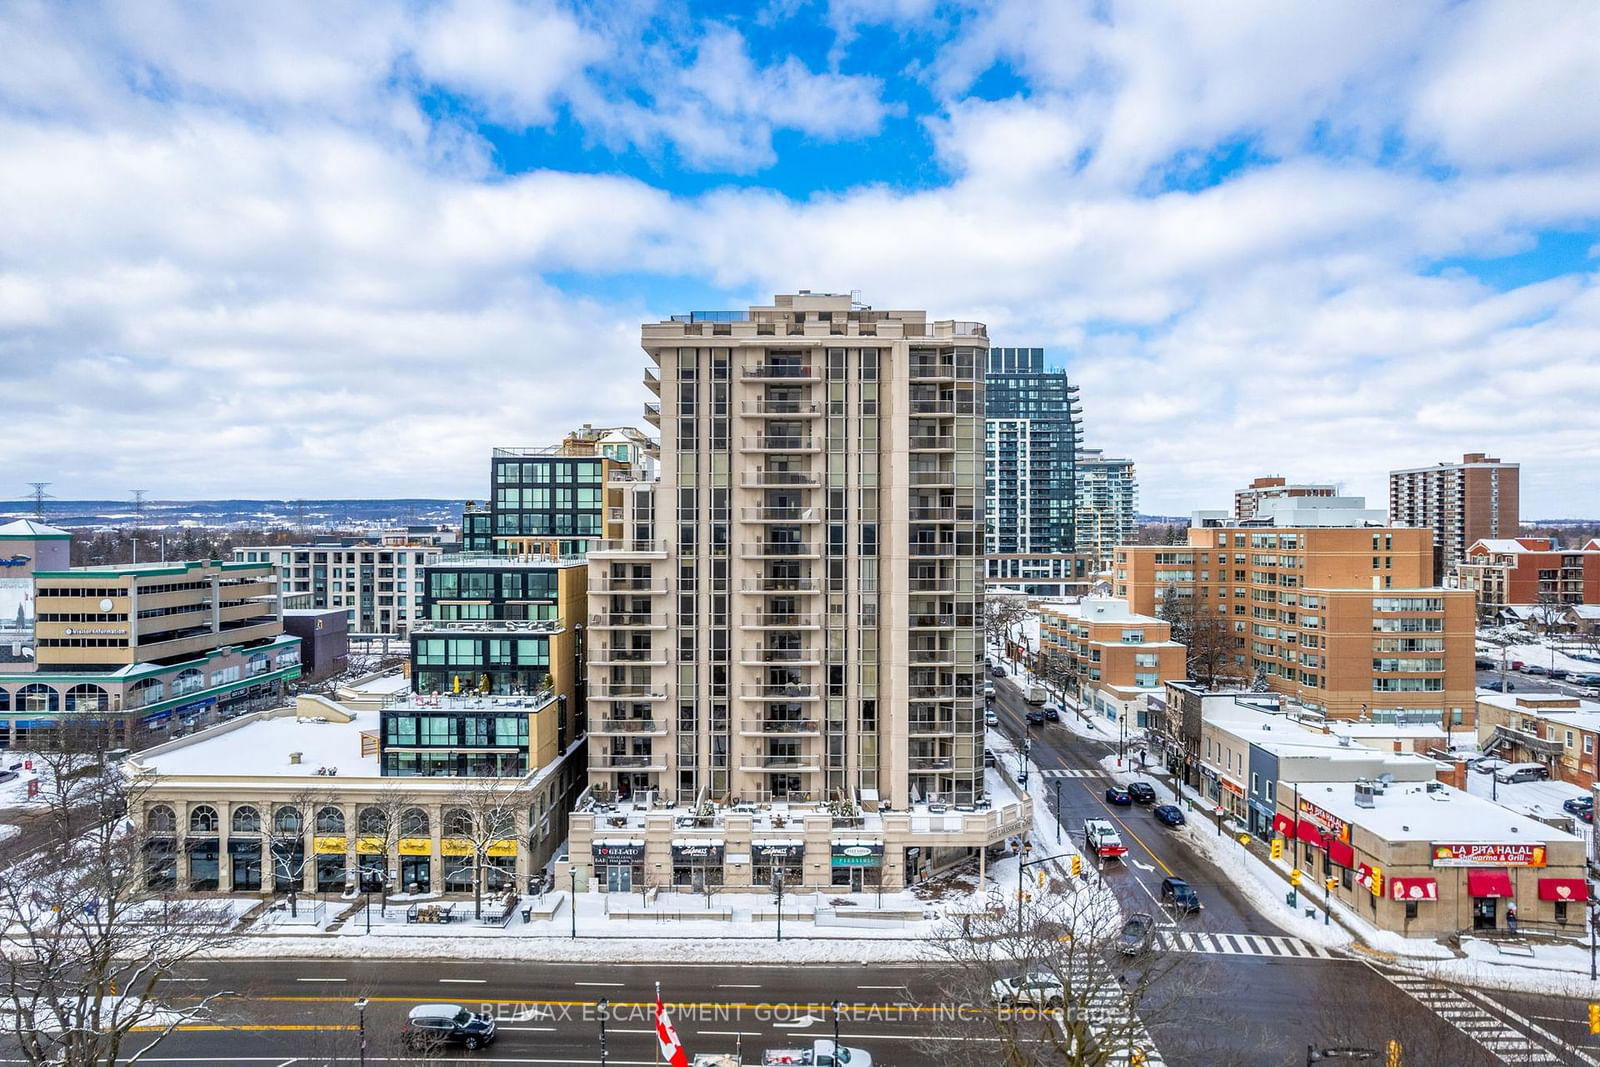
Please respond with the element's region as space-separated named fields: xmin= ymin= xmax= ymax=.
xmin=1472 ymin=897 xmax=1497 ymax=930
xmin=607 ymin=864 xmax=633 ymax=893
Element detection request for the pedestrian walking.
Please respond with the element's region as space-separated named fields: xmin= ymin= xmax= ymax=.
xmin=1506 ymin=899 xmax=1518 ymax=934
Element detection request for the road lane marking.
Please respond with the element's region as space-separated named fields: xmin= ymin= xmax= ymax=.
xmin=158 ymin=978 xmax=208 ymax=982
xmin=856 ymin=985 xmax=906 ymax=990
xmin=294 ymin=978 xmax=347 ymax=983
xmin=716 ymin=983 xmax=760 ymax=989
xmin=574 ymin=982 xmax=624 ymax=987
xmin=440 ymin=978 xmax=487 ymax=984
xmin=130 ymin=1024 xmax=359 ymax=1033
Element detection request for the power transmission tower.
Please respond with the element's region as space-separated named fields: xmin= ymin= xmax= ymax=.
xmin=24 ymin=482 xmax=54 ymax=522
xmin=129 ymin=489 xmax=148 ymax=564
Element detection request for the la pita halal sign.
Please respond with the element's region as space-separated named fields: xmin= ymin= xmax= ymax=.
xmin=1430 ymin=843 xmax=1546 ymax=868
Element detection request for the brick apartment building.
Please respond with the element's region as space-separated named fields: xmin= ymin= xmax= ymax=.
xmin=1454 ymin=537 xmax=1600 ymax=620
xmin=1389 ymin=452 xmax=1519 ymax=576
xmin=1115 ymin=499 xmax=1476 ymax=725
xmin=1038 ymin=598 xmax=1185 ymax=728
xmin=1234 ymin=477 xmax=1336 ymax=522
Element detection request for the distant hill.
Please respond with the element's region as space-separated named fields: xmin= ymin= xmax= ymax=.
xmin=0 ymin=499 xmax=466 ymax=531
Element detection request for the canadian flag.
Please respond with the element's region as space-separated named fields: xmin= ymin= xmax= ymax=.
xmin=655 ymin=989 xmax=690 ymax=1067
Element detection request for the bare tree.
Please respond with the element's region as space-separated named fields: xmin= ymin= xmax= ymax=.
xmin=352 ymin=785 xmax=424 ymax=911
xmin=1035 ymin=653 xmax=1082 ymax=714
xmin=443 ymin=778 xmax=522 ymax=919
xmin=1184 ymin=608 xmax=1236 ymax=688
xmin=924 ymin=879 xmax=1251 ymax=1066
xmin=1531 ymin=590 xmax=1567 ymax=672
xmin=0 ymin=742 xmax=241 ymax=1065
xmin=987 ymin=598 xmax=1030 ymax=662
xmin=262 ymin=786 xmax=341 ymax=917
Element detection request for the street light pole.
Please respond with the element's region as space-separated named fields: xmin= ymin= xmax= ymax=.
xmin=775 ymin=871 xmax=784 ymax=943
xmin=353 ymin=997 xmax=368 ymax=1067
xmin=1591 ymin=901 xmax=1598 ymax=982
xmin=1054 ymin=778 xmax=1061 ymax=844
xmin=832 ymin=999 xmax=842 ymax=1061
xmin=570 ymin=868 xmax=577 ymax=939
xmin=598 ymin=997 xmax=609 ymax=1067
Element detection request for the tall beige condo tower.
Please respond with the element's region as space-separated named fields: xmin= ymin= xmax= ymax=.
xmin=588 ymin=292 xmax=988 ymax=809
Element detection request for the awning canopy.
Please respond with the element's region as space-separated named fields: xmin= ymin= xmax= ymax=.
xmin=1466 ymin=868 xmax=1514 ymax=898
xmin=1537 ymin=878 xmax=1589 ymax=903
xmin=1296 ymin=819 xmax=1327 ymax=844
xmin=1327 ymin=840 xmax=1355 ymax=869
xmin=1389 ymin=877 xmax=1438 ymax=902
xmin=1271 ymin=813 xmax=1294 ymax=838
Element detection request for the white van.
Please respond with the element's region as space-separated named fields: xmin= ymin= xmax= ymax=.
xmin=1025 ymin=685 xmax=1048 ymax=705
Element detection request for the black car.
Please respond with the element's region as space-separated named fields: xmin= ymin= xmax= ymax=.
xmin=1161 ymin=877 xmax=1202 ymax=914
xmin=1152 ymin=804 xmax=1186 ymax=827
xmin=1483 ymin=680 xmax=1516 ymax=692
xmin=1126 ymin=781 xmax=1157 ymax=804
xmin=1025 ymin=708 xmax=1046 ymax=725
xmin=1043 ymin=704 xmax=1061 ymax=722
xmin=1118 ymin=912 xmax=1156 ymax=956
xmin=1563 ymin=796 xmax=1594 ymax=818
xmin=403 ymin=1005 xmax=498 ymax=1052
xmin=1474 ymin=658 xmax=1495 ymax=670
xmin=1549 ymin=668 xmax=1570 ymax=680
xmin=990 ymin=665 xmax=1007 ymax=678
xmin=1104 ymin=785 xmax=1132 ymax=806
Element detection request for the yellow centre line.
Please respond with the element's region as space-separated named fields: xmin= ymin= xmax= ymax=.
xmin=251 ymin=996 xmax=955 ymax=1014
xmin=1079 ymin=781 xmax=1175 ymax=877
xmin=132 ymin=1024 xmax=358 ymax=1033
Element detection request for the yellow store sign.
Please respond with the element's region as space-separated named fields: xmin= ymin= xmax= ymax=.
xmin=312 ymin=837 xmax=346 ymax=856
xmin=397 ymin=838 xmax=431 ymax=856
xmin=355 ymin=837 xmax=385 ymax=855
xmin=487 ymin=840 xmax=517 ymax=858
xmin=440 ymin=838 xmax=472 ymax=857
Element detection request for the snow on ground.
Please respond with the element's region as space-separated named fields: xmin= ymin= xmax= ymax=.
xmin=1478 ymin=641 xmax=1600 ymax=676
xmin=1464 ymin=769 xmax=1588 ymax=821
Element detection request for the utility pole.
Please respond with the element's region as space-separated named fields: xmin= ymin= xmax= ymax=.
xmin=129 ymin=490 xmax=148 ymax=564
xmin=25 ymin=482 xmax=53 ymax=522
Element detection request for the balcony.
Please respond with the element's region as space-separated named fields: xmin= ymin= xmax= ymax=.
xmin=741 ymin=400 xmax=821 ymax=417
xmin=742 ymin=364 xmax=819 ymax=381
xmin=909 ymin=543 xmax=958 ymax=558
xmin=740 ymin=506 xmax=821 ymax=523
xmin=591 ymin=718 xmax=666 ymax=735
xmin=592 ymin=684 xmax=669 ymax=702
xmin=590 ymin=577 xmax=664 ymax=595
xmin=589 ymin=612 xmax=668 ymax=629
xmin=643 ymin=402 xmax=661 ymax=427
xmin=909 ymin=506 xmax=956 ymax=522
xmin=909 ymin=399 xmax=956 ymax=416
xmin=910 ymin=470 xmax=956 ymax=487
xmin=592 ymin=539 xmax=669 ymax=557
xmin=739 ymin=612 xmax=822 ymax=629
xmin=908 ymin=576 xmax=958 ymax=593
xmin=738 ymin=754 xmax=822 ymax=772
xmin=909 ymin=361 xmax=956 ymax=381
xmin=909 ymin=648 xmax=957 ymax=666
xmin=908 ymin=755 xmax=956 ymax=771
xmin=909 ymin=435 xmax=955 ymax=452
xmin=908 ymin=718 xmax=957 ymax=736
xmin=738 ymin=647 xmax=820 ymax=666
xmin=739 ymin=436 xmax=820 ymax=453
xmin=909 ymin=613 xmax=956 ymax=628
xmin=740 ymin=577 xmax=823 ymax=594
xmin=741 ymin=470 xmax=822 ymax=489
xmin=739 ymin=683 xmax=818 ymax=700
xmin=589 ymin=753 xmax=667 ymax=771
xmin=738 ymin=718 xmax=821 ymax=736
xmin=589 ymin=648 xmax=668 ymax=667
xmin=741 ymin=542 xmax=820 ymax=559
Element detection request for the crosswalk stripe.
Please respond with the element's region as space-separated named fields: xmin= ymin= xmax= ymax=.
xmin=1155 ymin=930 xmax=1330 ymax=960
xmin=1038 ymin=767 xmax=1105 ymax=778
xmin=1380 ymin=971 xmax=1577 ymax=1065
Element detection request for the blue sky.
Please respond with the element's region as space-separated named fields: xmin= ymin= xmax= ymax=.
xmin=1 ymin=0 xmax=1598 ymax=517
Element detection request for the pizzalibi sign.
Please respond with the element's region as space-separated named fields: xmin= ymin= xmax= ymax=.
xmin=1430 ymin=843 xmax=1547 ymax=868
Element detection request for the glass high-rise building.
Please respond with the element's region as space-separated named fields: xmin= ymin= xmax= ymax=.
xmin=983 ymin=348 xmax=1082 ymax=554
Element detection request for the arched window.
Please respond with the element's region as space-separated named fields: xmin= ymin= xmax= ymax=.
xmin=147 ymin=804 xmax=177 ymax=833
xmin=63 ymin=684 xmax=109 ymax=713
xmin=356 ymin=807 xmax=388 ymax=836
xmin=443 ymin=807 xmax=472 ymax=838
xmin=128 ymin=678 xmax=164 ymax=709
xmin=231 ymin=806 xmax=261 ymax=834
xmin=486 ymin=807 xmax=516 ymax=840
xmin=273 ymin=806 xmax=303 ymax=835
xmin=172 ymin=669 xmax=205 ymax=696
xmin=189 ymin=805 xmax=219 ymax=833
xmin=0 ymin=688 xmax=11 ymax=714
xmin=315 ymin=806 xmax=345 ymax=834
xmin=16 ymin=683 xmax=58 ymax=713
xmin=246 ymin=653 xmax=269 ymax=677
xmin=400 ymin=807 xmax=430 ymax=837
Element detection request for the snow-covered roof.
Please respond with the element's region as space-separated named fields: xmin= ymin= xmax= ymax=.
xmin=1297 ymin=778 xmax=1582 ymax=845
xmin=342 ymin=670 xmax=410 ymax=696
xmin=1476 ymin=690 xmax=1600 ymax=726
xmin=140 ymin=709 xmax=381 ymax=778
xmin=0 ymin=519 xmax=69 ymax=539
xmin=1567 ymin=606 xmax=1600 ymax=621
xmin=1469 ymin=539 xmax=1539 ymax=555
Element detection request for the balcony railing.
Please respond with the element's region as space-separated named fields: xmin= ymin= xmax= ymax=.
xmin=741 ymin=470 xmax=821 ymax=489
xmin=909 ymin=436 xmax=955 ymax=451
xmin=742 ymin=364 xmax=819 ymax=380
xmin=741 ymin=400 xmax=821 ymax=416
xmin=589 ymin=753 xmax=666 ymax=770
xmin=739 ymin=613 xmax=822 ymax=628
xmin=908 ymin=718 xmax=958 ymax=735
xmin=590 ymin=578 xmax=664 ymax=594
xmin=909 ymin=543 xmax=958 ymax=557
xmin=739 ymin=683 xmax=818 ymax=700
xmin=741 ymin=542 xmax=819 ymax=558
xmin=739 ymin=436 xmax=819 ymax=452
xmin=909 ymin=614 xmax=956 ymax=628
xmin=739 ymin=718 xmax=821 ymax=735
xmin=741 ymin=577 xmax=823 ymax=593
xmin=590 ymin=612 xmax=668 ymax=628
xmin=592 ymin=685 xmax=669 ymax=701
xmin=908 ymin=756 xmax=956 ymax=771
xmin=590 ymin=648 xmax=668 ymax=666
xmin=910 ymin=470 xmax=957 ymax=486
xmin=593 ymin=539 xmax=669 ymax=555
xmin=740 ymin=506 xmax=821 ymax=523
xmin=739 ymin=647 xmax=820 ymax=665
xmin=739 ymin=754 xmax=822 ymax=771
xmin=909 ymin=648 xmax=957 ymax=665
xmin=592 ymin=718 xmax=665 ymax=734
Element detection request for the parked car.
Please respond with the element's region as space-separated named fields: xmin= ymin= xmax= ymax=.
xmin=991 ymin=665 xmax=1007 ymax=679
xmin=1523 ymin=664 xmax=1547 ymax=676
xmin=1126 ymin=781 xmax=1157 ymax=804
xmin=402 ymin=1005 xmax=498 ymax=1052
xmin=1472 ymin=757 xmax=1508 ymax=775
xmin=1104 ymin=785 xmax=1133 ymax=806
xmin=1482 ymin=680 xmax=1516 ymax=693
xmin=1574 ymin=674 xmax=1600 ymax=688
xmin=1152 ymin=804 xmax=1187 ymax=827
xmin=1493 ymin=762 xmax=1549 ymax=784
xmin=1474 ymin=658 xmax=1495 ymax=670
xmin=984 ymin=683 xmax=997 ymax=699
xmin=1561 ymin=796 xmax=1593 ymax=817
xmin=1118 ymin=912 xmax=1156 ymax=956
xmin=984 ymin=750 xmax=997 ymax=768
xmin=1043 ymin=704 xmax=1061 ymax=722
xmin=1161 ymin=877 xmax=1202 ymax=914
xmin=989 ymin=972 xmax=1063 ymax=1009
xmin=1084 ymin=819 xmax=1128 ymax=860
xmin=984 ymin=710 xmax=1000 ymax=727
xmin=1025 ymin=708 xmax=1046 ymax=725
xmin=1548 ymin=668 xmax=1570 ymax=680
xmin=761 ymin=1039 xmax=872 ymax=1065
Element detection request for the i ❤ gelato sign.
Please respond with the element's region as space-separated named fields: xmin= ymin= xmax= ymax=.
xmin=1430 ymin=842 xmax=1546 ymax=868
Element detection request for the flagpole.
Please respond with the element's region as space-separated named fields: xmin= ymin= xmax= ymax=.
xmin=655 ymin=981 xmax=661 ymax=1067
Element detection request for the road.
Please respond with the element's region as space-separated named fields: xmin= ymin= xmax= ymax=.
xmin=985 ymin=660 xmax=1600 ymax=1067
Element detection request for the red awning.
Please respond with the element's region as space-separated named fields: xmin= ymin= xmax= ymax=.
xmin=1537 ymin=878 xmax=1590 ymax=903
xmin=1327 ymin=839 xmax=1355 ymax=869
xmin=1356 ymin=864 xmax=1379 ymax=892
xmin=1466 ymin=869 xmax=1514 ymax=898
xmin=1390 ymin=877 xmax=1438 ymax=902
xmin=1271 ymin=813 xmax=1294 ymax=838
xmin=1296 ymin=818 xmax=1326 ymax=844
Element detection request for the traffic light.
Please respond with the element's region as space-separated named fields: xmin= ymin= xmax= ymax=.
xmin=1290 ymin=868 xmax=1302 ymax=888
xmin=1036 ymin=869 xmax=1047 ymax=888
xmin=1270 ymin=838 xmax=1284 ymax=861
xmin=1325 ymin=877 xmax=1336 ymax=893
xmin=1387 ymin=1038 xmax=1402 ymax=1067
xmin=1070 ymin=854 xmax=1083 ymax=877
xmin=1588 ymin=1003 xmax=1600 ymax=1036
xmin=1369 ymin=866 xmax=1383 ymax=899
